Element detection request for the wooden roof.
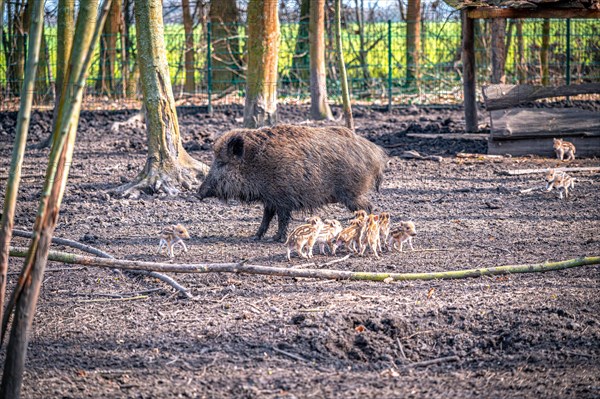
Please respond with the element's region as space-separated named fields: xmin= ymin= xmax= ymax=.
xmin=444 ymin=0 xmax=599 ymax=10
xmin=445 ymin=0 xmax=600 ymax=17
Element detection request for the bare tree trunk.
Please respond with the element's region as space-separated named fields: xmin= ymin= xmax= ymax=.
xmin=462 ymin=9 xmax=477 ymax=133
xmin=33 ymin=0 xmax=75 ymax=149
xmin=540 ymin=19 xmax=550 ymax=86
xmin=291 ymin=0 xmax=310 ymax=85
xmin=491 ymin=19 xmax=506 ymax=84
xmin=309 ymin=0 xmax=332 ymax=120
xmin=12 ymin=0 xmax=28 ymax=96
xmin=96 ymin=0 xmax=121 ymax=96
xmin=243 ymin=0 xmax=279 ymax=128
xmin=405 ymin=0 xmax=421 ymax=87
xmin=127 ymin=62 xmax=139 ymax=98
xmin=516 ymin=20 xmax=526 ymax=84
xmin=182 ymin=0 xmax=195 ymax=93
xmin=397 ymin=0 xmax=406 ymax=20
xmin=209 ymin=0 xmax=240 ymax=92
xmin=335 ymin=0 xmax=353 ymax=131
xmin=473 ymin=20 xmax=487 ymax=69
xmin=354 ymin=0 xmax=371 ymax=85
xmin=119 ymin=11 xmax=128 ymax=98
xmin=117 ymin=0 xmax=209 ymax=198
xmin=123 ymin=0 xmax=137 ymax=98
xmin=56 ymin=0 xmax=74 ymax=97
xmin=34 ymin=28 xmax=52 ymax=102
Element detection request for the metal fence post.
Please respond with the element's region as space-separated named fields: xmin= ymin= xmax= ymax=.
xmin=207 ymin=21 xmax=213 ymax=115
xmin=387 ymin=20 xmax=392 ymax=112
xmin=566 ymin=18 xmax=571 ymax=86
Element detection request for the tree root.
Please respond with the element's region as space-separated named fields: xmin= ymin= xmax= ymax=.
xmin=11 ymin=229 xmax=192 ymax=298
xmin=115 ymin=158 xmax=209 ymax=199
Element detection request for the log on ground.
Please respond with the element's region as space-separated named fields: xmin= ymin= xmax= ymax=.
xmin=7 ymin=246 xmax=600 ymax=283
xmin=483 ymin=83 xmax=600 ymax=111
xmin=489 ymin=108 xmax=600 ymax=139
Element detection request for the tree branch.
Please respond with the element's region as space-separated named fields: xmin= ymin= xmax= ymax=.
xmin=8 ymin=246 xmax=599 ymax=282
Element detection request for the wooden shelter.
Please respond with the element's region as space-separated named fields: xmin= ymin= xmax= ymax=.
xmin=482 ymin=83 xmax=600 ymax=156
xmin=455 ymin=0 xmax=600 ymax=155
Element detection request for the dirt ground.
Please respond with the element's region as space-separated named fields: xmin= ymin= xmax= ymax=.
xmin=1 ymin=104 xmax=599 ymax=398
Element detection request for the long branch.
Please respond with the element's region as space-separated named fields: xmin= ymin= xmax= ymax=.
xmin=11 ymin=229 xmax=191 ymax=298
xmin=8 ymin=247 xmax=599 ymax=282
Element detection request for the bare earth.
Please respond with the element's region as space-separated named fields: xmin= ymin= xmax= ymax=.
xmin=0 ymin=104 xmax=599 ymax=398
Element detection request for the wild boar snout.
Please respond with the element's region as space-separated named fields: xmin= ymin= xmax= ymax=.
xmin=197 ymin=178 xmax=216 ymax=199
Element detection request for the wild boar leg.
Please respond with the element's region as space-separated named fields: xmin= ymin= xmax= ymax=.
xmin=344 ymin=196 xmax=373 ymax=214
xmin=255 ymin=205 xmax=276 ymax=240
xmin=274 ymin=209 xmax=292 ymax=242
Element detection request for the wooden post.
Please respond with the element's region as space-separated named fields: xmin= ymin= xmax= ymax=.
xmin=462 ymin=9 xmax=477 ymax=133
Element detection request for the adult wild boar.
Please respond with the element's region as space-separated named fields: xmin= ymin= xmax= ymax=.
xmin=197 ymin=124 xmax=387 ymax=241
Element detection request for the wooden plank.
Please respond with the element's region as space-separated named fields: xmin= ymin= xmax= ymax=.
xmin=462 ymin=9 xmax=478 ymax=133
xmin=503 ymin=166 xmax=600 ymax=176
xmin=489 ymin=108 xmax=600 ymax=139
xmin=468 ymin=8 xmax=600 ymax=19
xmin=406 ymin=133 xmax=489 ymax=140
xmin=488 ymin=136 xmax=600 ymax=156
xmin=457 ymin=152 xmax=504 ymax=159
xmin=483 ymin=83 xmax=600 ymax=110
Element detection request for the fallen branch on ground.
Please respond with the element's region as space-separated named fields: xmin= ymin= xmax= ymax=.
xmin=406 ymin=133 xmax=489 ymax=141
xmin=8 ymin=246 xmax=599 ymax=282
xmin=385 ymin=149 xmax=443 ymax=163
xmin=519 ymin=186 xmax=544 ymax=194
xmin=396 ymin=338 xmax=407 ymax=360
xmin=12 ymin=229 xmax=192 ymax=298
xmin=124 ymin=270 xmax=191 ymax=299
xmin=456 ymin=153 xmax=504 ymax=160
xmin=504 ymin=166 xmax=600 ymax=176
xmin=13 ymin=229 xmax=114 ymax=258
xmin=272 ymin=347 xmax=308 ymax=362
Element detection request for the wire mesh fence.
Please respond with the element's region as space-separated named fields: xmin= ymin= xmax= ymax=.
xmin=0 ymin=11 xmax=598 ymax=111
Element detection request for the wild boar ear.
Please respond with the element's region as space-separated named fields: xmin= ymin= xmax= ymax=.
xmin=227 ymin=136 xmax=244 ymax=158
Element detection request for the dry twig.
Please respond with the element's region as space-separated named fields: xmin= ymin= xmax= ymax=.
xmin=272 ymin=347 xmax=308 ymax=362
xmin=504 ymin=166 xmax=600 ymax=176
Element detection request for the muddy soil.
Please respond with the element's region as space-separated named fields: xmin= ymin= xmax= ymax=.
xmin=1 ymin=104 xmax=599 ymax=398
